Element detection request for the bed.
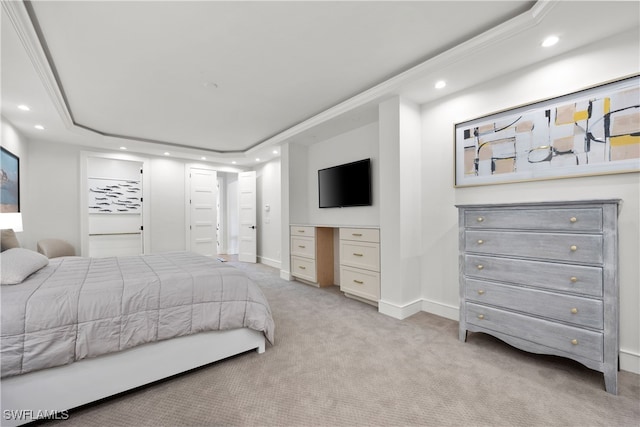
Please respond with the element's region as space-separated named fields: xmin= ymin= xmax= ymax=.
xmin=0 ymin=249 xmax=275 ymax=426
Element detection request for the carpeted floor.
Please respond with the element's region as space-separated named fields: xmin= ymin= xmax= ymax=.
xmin=40 ymin=259 xmax=639 ymax=427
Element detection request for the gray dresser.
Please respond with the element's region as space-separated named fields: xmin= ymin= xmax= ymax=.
xmin=457 ymin=200 xmax=620 ymax=394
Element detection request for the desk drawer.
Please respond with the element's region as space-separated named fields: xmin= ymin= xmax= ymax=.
xmin=466 ymin=303 xmax=603 ymax=362
xmin=340 ymin=241 xmax=380 ymax=271
xmin=340 ymin=228 xmax=379 ymax=243
xmin=465 ymin=279 xmax=603 ymax=329
xmin=464 ymin=254 xmax=603 ymax=297
xmin=291 ymin=256 xmax=316 ymax=282
xmin=290 ymin=236 xmax=314 ymax=258
xmin=340 ymin=266 xmax=380 ymax=301
xmin=464 ymin=208 xmax=602 ymax=231
xmin=465 ymin=230 xmax=603 ymax=264
xmin=290 ymin=226 xmax=315 ymax=237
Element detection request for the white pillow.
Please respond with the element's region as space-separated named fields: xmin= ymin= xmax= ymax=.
xmin=1 ymin=248 xmax=49 ymax=285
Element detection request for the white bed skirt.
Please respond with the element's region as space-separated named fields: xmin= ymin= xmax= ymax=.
xmin=1 ymin=328 xmax=265 ymax=426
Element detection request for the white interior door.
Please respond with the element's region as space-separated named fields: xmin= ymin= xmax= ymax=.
xmin=188 ymin=167 xmax=217 ymax=257
xmin=238 ymin=171 xmax=257 ymax=263
xmin=87 ymin=157 xmax=143 ymax=257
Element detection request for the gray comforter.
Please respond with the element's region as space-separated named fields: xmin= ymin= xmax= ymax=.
xmin=1 ymin=252 xmax=274 ymax=378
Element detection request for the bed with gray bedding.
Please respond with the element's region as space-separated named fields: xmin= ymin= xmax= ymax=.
xmin=1 ymin=251 xmax=275 ymax=379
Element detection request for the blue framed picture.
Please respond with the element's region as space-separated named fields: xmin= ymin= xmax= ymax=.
xmin=1 ymin=147 xmax=20 ymax=213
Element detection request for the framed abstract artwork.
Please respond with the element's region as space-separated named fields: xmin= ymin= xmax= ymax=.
xmin=454 ymin=75 xmax=640 ymax=187
xmin=1 ymin=147 xmax=20 ymax=213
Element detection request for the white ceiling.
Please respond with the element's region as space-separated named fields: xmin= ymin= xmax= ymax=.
xmin=2 ymin=1 xmax=639 ymax=166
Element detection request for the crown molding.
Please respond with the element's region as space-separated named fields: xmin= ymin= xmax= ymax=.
xmin=1 ymin=0 xmax=74 ymax=130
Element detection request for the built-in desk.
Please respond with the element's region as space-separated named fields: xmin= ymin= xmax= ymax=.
xmin=290 ymin=225 xmax=380 ymax=306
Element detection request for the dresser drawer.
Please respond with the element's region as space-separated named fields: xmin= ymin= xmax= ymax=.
xmin=290 ymin=236 xmax=314 ymax=258
xmin=465 ymin=279 xmax=603 ymax=329
xmin=465 ymin=303 xmax=603 ymax=362
xmin=464 ymin=255 xmax=603 ymax=297
xmin=464 ymin=208 xmax=602 ymax=231
xmin=340 ymin=227 xmax=380 ymax=243
xmin=290 ymin=226 xmax=315 ymax=237
xmin=291 ymin=256 xmax=316 ymax=282
xmin=465 ymin=230 xmax=603 ymax=264
xmin=340 ymin=241 xmax=380 ymax=271
xmin=340 ymin=266 xmax=380 ymax=301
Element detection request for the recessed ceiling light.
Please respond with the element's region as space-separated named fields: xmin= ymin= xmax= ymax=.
xmin=18 ymin=104 xmax=30 ymax=111
xmin=272 ymin=150 xmax=278 ymax=155
xmin=164 ymin=152 xmax=170 ymax=156
xmin=34 ymin=124 xmax=44 ymax=130
xmin=435 ymin=80 xmax=446 ymax=89
xmin=255 ymin=158 xmax=260 ymax=162
xmin=201 ymin=156 xmax=207 ymax=160
xmin=120 ymin=146 xmax=127 ymax=150
xmin=542 ymin=35 xmax=559 ymax=47
xmin=232 ymin=161 xmax=237 ymax=164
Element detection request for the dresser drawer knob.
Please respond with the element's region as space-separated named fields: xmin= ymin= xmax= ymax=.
xmin=570 ymin=245 xmax=578 ymax=251
xmin=298 ymin=245 xmax=306 ymax=248
xmin=477 ymin=314 xmax=484 ymax=320
xmin=476 ymin=264 xmax=484 ymax=270
xmin=477 ymin=217 xmax=484 ymax=222
xmin=353 ymin=253 xmax=364 ymax=257
xmin=299 ymin=266 xmax=306 ymax=270
xmin=477 ymin=290 xmax=485 ymax=295
xmin=570 ymin=217 xmax=577 ymax=223
xmin=298 ymin=230 xmax=305 ymax=233
xmin=570 ymin=276 xmax=578 ymax=283
xmin=477 ymin=239 xmax=484 ymax=245
xmin=571 ymin=339 xmax=579 ymax=345
xmin=352 ymin=233 xmax=363 ymax=237
xmin=353 ymin=279 xmax=364 ymax=285
xmin=571 ymin=308 xmax=578 ymax=314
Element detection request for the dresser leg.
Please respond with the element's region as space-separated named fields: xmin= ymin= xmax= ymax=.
xmin=459 ymin=329 xmax=468 ymax=342
xmin=604 ymin=371 xmax=618 ymax=395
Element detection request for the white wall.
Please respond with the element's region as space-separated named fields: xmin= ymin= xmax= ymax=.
xmin=305 ymin=122 xmax=379 ymax=227
xmin=1 ymin=118 xmax=29 ymax=246
xmin=256 ymin=158 xmax=282 ymax=267
xmin=419 ymin=28 xmax=640 ymax=372
xmin=150 ymin=157 xmax=186 ymax=252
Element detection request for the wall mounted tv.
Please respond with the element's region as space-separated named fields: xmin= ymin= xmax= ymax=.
xmin=318 ymin=158 xmax=372 ymax=208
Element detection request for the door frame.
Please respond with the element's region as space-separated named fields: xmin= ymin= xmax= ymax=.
xmin=80 ymin=151 xmax=151 ymax=257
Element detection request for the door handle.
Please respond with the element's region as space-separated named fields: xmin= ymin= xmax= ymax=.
xmin=249 ymin=225 xmax=256 ymax=229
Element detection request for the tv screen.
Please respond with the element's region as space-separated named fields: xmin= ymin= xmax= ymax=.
xmin=318 ymin=159 xmax=371 ymax=208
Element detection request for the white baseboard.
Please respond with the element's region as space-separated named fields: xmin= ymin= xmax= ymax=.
xmin=280 ymin=270 xmax=292 ymax=281
xmin=620 ymin=348 xmax=640 ymax=374
xmin=257 ymin=256 xmax=280 ymax=270
xmin=378 ymin=298 xmax=422 ymax=320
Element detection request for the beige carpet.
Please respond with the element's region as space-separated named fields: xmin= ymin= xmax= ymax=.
xmin=40 ymin=260 xmax=639 ymax=427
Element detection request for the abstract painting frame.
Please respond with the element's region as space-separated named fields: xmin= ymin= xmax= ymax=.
xmin=454 ymin=75 xmax=640 ymax=187
xmin=1 ymin=147 xmax=20 ymax=213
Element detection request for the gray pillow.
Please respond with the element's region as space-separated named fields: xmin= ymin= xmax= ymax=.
xmin=1 ymin=229 xmax=21 ymax=252
xmin=1 ymin=248 xmax=49 ymax=285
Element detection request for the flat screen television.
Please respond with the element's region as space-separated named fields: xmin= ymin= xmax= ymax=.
xmin=318 ymin=158 xmax=371 ymax=208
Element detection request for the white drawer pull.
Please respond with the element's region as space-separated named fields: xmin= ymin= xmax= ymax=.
xmin=570 ymin=245 xmax=578 ymax=251
xmin=570 ymin=276 xmax=578 ymax=283
xmin=571 ymin=339 xmax=578 ymax=345
xmin=477 ymin=314 xmax=484 ymax=320
xmin=353 ymin=253 xmax=364 ymax=257
xmin=477 ymin=239 xmax=484 ymax=245
xmin=570 ymin=217 xmax=577 ymax=223
xmin=571 ymin=308 xmax=578 ymax=314
xmin=352 ymin=233 xmax=363 ymax=237
xmin=477 ymin=264 xmax=484 ymax=270
xmin=477 ymin=290 xmax=485 ymax=295
xmin=477 ymin=217 xmax=484 ymax=222
xmin=353 ymin=279 xmax=364 ymax=284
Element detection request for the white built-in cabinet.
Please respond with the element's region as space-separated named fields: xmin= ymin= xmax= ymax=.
xmin=290 ymin=225 xmax=380 ymax=305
